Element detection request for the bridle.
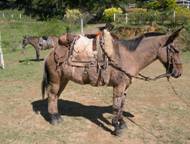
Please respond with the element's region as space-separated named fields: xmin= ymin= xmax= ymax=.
xmin=166 ymin=44 xmax=182 ymax=72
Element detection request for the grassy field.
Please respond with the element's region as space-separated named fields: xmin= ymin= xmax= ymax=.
xmin=0 ymin=18 xmax=190 ymax=144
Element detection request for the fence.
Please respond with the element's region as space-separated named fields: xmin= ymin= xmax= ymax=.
xmin=0 ymin=11 xmax=35 ymax=22
xmin=0 ymin=32 xmax=5 ymax=69
xmin=113 ymin=11 xmax=189 ymax=25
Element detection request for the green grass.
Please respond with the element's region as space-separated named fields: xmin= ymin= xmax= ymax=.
xmin=0 ymin=10 xmax=80 ymax=53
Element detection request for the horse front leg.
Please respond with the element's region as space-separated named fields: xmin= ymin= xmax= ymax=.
xmin=112 ymin=84 xmax=128 ymax=136
xmin=35 ymin=48 xmax=40 ymax=61
xmin=47 ymin=83 xmax=62 ymax=125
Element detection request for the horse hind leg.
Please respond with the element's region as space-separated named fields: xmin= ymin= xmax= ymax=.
xmin=112 ymin=84 xmax=128 ymax=136
xmin=47 ymin=82 xmax=61 ymax=125
xmin=57 ymin=79 xmax=69 ymax=97
xmin=47 ymin=79 xmax=69 ymax=125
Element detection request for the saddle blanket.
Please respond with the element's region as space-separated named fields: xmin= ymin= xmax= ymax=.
xmin=71 ymin=35 xmax=97 ymax=62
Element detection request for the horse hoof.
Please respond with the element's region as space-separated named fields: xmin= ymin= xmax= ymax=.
xmin=112 ymin=128 xmax=123 ymax=136
xmin=49 ymin=113 xmax=63 ymax=125
xmin=120 ymin=122 xmax=127 ymax=129
xmin=56 ymin=114 xmax=63 ymax=123
xmin=50 ymin=119 xmax=59 ymax=125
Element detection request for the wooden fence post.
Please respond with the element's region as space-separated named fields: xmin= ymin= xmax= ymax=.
xmin=113 ymin=13 xmax=116 ymax=22
xmin=0 ymin=32 xmax=5 ymax=69
xmin=80 ymin=18 xmax=84 ymax=35
xmin=125 ymin=13 xmax=128 ymax=24
xmin=173 ymin=10 xmax=176 ymax=23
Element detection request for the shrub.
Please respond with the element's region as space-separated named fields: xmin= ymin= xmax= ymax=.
xmin=126 ymin=8 xmax=147 ymax=13
xmin=128 ymin=10 xmax=159 ymax=25
xmin=143 ymin=0 xmax=177 ymax=10
xmin=175 ymin=6 xmax=190 ymax=24
xmin=143 ymin=1 xmax=160 ymax=10
xmin=64 ymin=9 xmax=82 ymax=24
xmin=103 ymin=7 xmax=123 ymax=22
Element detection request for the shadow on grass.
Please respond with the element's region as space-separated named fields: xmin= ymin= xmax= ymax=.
xmin=19 ymin=58 xmax=44 ymax=63
xmin=31 ymin=99 xmax=134 ymax=133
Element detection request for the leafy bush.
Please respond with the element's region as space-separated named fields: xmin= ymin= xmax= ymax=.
xmin=175 ymin=6 xmax=190 ymax=24
xmin=103 ymin=7 xmax=123 ymax=22
xmin=143 ymin=0 xmax=177 ymax=10
xmin=126 ymin=8 xmax=147 ymax=13
xmin=143 ymin=1 xmax=160 ymax=10
xmin=128 ymin=10 xmax=159 ymax=25
xmin=64 ymin=9 xmax=82 ymax=24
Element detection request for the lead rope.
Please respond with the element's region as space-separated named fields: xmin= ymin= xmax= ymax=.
xmin=167 ymin=78 xmax=190 ymax=108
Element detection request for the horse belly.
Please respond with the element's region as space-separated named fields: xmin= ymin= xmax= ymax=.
xmin=62 ymin=64 xmax=110 ymax=86
xmin=87 ymin=66 xmax=111 ymax=86
xmin=62 ymin=65 xmax=86 ymax=84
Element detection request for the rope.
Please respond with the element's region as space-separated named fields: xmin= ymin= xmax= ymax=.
xmin=167 ymin=79 xmax=190 ymax=108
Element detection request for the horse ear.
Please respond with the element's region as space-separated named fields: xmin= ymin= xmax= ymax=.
xmin=164 ymin=26 xmax=184 ymax=46
xmin=105 ymin=23 xmax=114 ymax=31
xmin=98 ymin=23 xmax=114 ymax=31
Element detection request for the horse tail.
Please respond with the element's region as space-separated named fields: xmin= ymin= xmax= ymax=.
xmin=41 ymin=60 xmax=49 ymax=100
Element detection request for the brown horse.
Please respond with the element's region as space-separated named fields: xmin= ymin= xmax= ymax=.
xmin=22 ymin=36 xmax=58 ymax=60
xmin=41 ymin=28 xmax=183 ymax=136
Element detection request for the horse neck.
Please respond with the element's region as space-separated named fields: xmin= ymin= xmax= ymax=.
xmin=130 ymin=37 xmax=161 ymax=72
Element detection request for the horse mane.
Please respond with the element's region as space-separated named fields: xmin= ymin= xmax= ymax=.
xmin=119 ymin=35 xmax=144 ymax=51
xmin=85 ymin=32 xmax=119 ymax=40
xmin=119 ymin=32 xmax=166 ymax=51
xmin=143 ymin=32 xmax=166 ymax=37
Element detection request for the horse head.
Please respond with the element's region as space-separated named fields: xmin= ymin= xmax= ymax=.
xmin=22 ymin=36 xmax=30 ymax=49
xmin=157 ymin=27 xmax=183 ymax=78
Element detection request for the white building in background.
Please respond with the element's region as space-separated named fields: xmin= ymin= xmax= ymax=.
xmin=176 ymin=0 xmax=190 ymax=8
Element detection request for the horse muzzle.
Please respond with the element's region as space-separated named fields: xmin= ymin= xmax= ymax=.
xmin=171 ymin=69 xmax=182 ymax=78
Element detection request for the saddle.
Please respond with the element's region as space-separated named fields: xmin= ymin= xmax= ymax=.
xmin=54 ymin=30 xmax=116 ymax=69
xmin=53 ymin=30 xmax=115 ymax=86
xmin=62 ymin=33 xmax=106 ymax=68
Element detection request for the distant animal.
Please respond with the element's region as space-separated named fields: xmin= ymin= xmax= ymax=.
xmin=42 ymin=26 xmax=183 ymax=136
xmin=22 ymin=36 xmax=58 ymax=60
